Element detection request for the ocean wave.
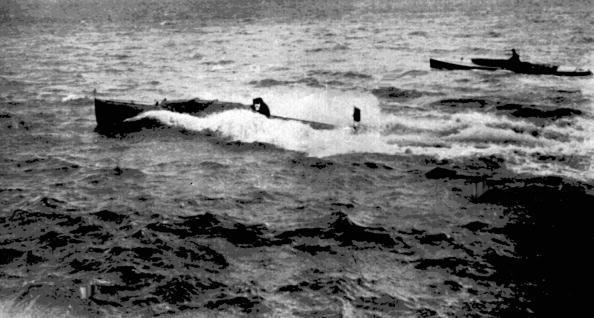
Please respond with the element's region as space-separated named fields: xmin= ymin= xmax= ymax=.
xmin=429 ymin=97 xmax=584 ymax=124
xmin=112 ymin=54 xmax=130 ymax=60
xmin=278 ymin=273 xmax=414 ymax=315
xmin=371 ymin=86 xmax=432 ymax=100
xmin=248 ymin=77 xmax=334 ymax=88
xmin=248 ymin=78 xmax=298 ymax=87
xmin=305 ymin=43 xmax=350 ymax=52
xmin=202 ymin=60 xmax=234 ymax=66
xmin=251 ymin=76 xmax=353 ymax=88
xmin=396 ymin=70 xmax=429 ymax=78
xmin=10 ymin=156 xmax=81 ymax=175
xmin=146 ymin=212 xmax=276 ymax=247
xmin=495 ymin=103 xmax=582 ymax=120
xmin=445 ymin=125 xmax=544 ymax=146
xmin=485 ymin=31 xmax=501 ymax=38
xmin=276 ymin=211 xmax=409 ymax=251
xmin=571 ymin=35 xmax=594 ymax=44
xmin=190 ymin=52 xmax=204 ymax=60
xmin=430 ymin=97 xmax=488 ymax=109
xmin=308 ymin=69 xmax=373 ymax=80
xmin=408 ymin=30 xmax=428 ymax=37
xmin=414 ymin=256 xmax=494 ymax=280
xmin=61 ymin=94 xmax=90 ymax=103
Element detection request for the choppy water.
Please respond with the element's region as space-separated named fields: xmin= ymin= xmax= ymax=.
xmin=1 ymin=0 xmax=594 ymax=317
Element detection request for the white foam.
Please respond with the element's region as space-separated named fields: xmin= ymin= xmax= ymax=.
xmin=187 ymin=87 xmax=379 ymax=126
xmin=256 ymin=88 xmax=382 ymax=127
xmin=132 ymin=88 xmax=593 ymax=182
xmin=134 ymin=109 xmax=385 ymax=157
xmin=445 ymin=125 xmax=544 ymax=145
xmin=61 ymin=94 xmax=85 ymax=102
xmin=133 ymin=108 xmax=498 ymax=159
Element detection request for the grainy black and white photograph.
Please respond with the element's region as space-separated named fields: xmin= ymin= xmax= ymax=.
xmin=1 ymin=0 xmax=593 ymax=317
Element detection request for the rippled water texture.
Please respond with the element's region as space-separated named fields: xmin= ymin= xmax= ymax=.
xmin=1 ymin=0 xmax=594 ymax=317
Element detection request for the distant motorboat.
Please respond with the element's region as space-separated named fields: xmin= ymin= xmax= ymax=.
xmin=429 ymin=56 xmax=591 ymax=76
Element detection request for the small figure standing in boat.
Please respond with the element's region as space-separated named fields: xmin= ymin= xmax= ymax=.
xmin=509 ymin=48 xmax=520 ymax=63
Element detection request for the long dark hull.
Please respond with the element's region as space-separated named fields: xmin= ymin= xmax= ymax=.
xmin=471 ymin=58 xmax=558 ymax=74
xmin=471 ymin=58 xmax=592 ymax=76
xmin=94 ymin=96 xmax=338 ymax=134
xmin=94 ymin=97 xmax=247 ymax=134
xmin=429 ymin=58 xmax=498 ymax=71
xmin=94 ymin=98 xmax=159 ymax=133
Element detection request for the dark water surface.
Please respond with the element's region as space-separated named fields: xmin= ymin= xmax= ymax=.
xmin=1 ymin=0 xmax=594 ymax=317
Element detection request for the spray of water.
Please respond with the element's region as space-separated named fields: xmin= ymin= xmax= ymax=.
xmin=131 ymin=87 xmax=593 ymax=181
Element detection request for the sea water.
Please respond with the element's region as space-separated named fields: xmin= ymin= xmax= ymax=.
xmin=1 ymin=0 xmax=593 ymax=317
